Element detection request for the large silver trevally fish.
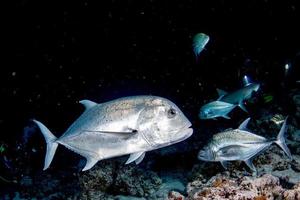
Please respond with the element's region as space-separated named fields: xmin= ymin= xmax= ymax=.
xmin=216 ymin=82 xmax=260 ymax=112
xmin=34 ymin=96 xmax=193 ymax=171
xmin=198 ymin=117 xmax=291 ymax=172
xmin=199 ymin=100 xmax=236 ymax=120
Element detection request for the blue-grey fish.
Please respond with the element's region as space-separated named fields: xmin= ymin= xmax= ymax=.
xmin=199 ymin=100 xmax=236 ymax=120
xmin=198 ymin=118 xmax=291 ymax=172
xmin=193 ymin=33 xmax=210 ymax=59
xmin=216 ymin=83 xmax=260 ymax=113
xmin=34 ymin=96 xmax=193 ymax=171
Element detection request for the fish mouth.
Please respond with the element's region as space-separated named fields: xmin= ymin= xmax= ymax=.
xmin=171 ymin=123 xmax=193 ymax=144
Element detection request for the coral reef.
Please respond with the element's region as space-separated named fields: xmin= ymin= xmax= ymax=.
xmin=79 ymin=159 xmax=162 ymax=198
xmin=186 ymin=173 xmax=300 ymax=200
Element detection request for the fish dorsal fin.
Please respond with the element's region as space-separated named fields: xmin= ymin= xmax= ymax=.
xmin=79 ymin=100 xmax=97 ymax=110
xmin=238 ymin=118 xmax=251 ymax=130
xmin=125 ymin=152 xmax=145 ymax=165
xmin=82 ymin=157 xmax=98 ymax=171
xmin=244 ymin=158 xmax=256 ymax=172
xmin=220 ymin=161 xmax=229 ymax=169
xmin=216 ymin=88 xmax=228 ymax=97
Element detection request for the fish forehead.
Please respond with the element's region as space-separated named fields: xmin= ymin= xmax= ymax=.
xmin=212 ymin=129 xmax=266 ymax=143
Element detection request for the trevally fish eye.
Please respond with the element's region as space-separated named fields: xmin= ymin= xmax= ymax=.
xmin=167 ymin=108 xmax=177 ymax=118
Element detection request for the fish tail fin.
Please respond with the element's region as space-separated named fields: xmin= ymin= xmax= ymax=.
xmin=274 ymin=118 xmax=292 ymax=159
xmin=33 ymin=120 xmax=58 ymax=170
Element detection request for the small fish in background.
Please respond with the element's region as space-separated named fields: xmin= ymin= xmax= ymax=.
xmin=193 ymin=33 xmax=210 ymax=60
xmin=34 ymin=96 xmax=193 ymax=171
xmin=284 ymin=63 xmax=291 ymax=78
xmin=199 ymin=100 xmax=236 ymax=120
xmin=198 ymin=117 xmax=291 ymax=172
xmin=216 ymin=78 xmax=260 ymax=113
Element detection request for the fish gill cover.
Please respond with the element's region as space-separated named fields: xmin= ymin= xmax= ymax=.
xmin=1 ymin=0 xmax=300 ymax=199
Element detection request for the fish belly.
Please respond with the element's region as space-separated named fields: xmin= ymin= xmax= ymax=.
xmin=59 ymin=132 xmax=148 ymax=160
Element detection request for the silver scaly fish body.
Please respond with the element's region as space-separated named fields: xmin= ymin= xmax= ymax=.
xmin=208 ymin=129 xmax=270 ymax=161
xmin=199 ymin=100 xmax=236 ymax=119
xmin=34 ymin=95 xmax=193 ymax=171
xmin=198 ymin=118 xmax=291 ymax=172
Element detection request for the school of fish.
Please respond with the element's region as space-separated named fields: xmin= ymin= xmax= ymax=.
xmin=33 ymin=33 xmax=293 ymax=173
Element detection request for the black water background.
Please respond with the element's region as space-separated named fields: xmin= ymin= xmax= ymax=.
xmin=2 ymin=0 xmax=300 ymax=187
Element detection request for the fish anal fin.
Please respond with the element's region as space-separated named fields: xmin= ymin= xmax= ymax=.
xmin=79 ymin=100 xmax=97 ymax=110
xmin=244 ymin=159 xmax=256 ymax=172
xmin=82 ymin=157 xmax=98 ymax=171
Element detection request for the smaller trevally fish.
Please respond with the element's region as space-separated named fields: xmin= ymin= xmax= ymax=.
xmin=34 ymin=96 xmax=193 ymax=171
xmin=198 ymin=117 xmax=291 ymax=172
xmin=199 ymin=100 xmax=236 ymax=120
xmin=193 ymin=33 xmax=209 ymax=59
xmin=216 ymin=82 xmax=260 ymax=113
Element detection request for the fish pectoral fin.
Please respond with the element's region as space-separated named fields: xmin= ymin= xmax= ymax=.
xmin=83 ymin=130 xmax=137 ymax=139
xmin=125 ymin=152 xmax=145 ymax=165
xmin=244 ymin=159 xmax=256 ymax=172
xmin=220 ymin=161 xmax=229 ymax=169
xmin=82 ymin=157 xmax=98 ymax=171
xmin=79 ymin=100 xmax=97 ymax=110
xmin=238 ymin=118 xmax=251 ymax=130
xmin=222 ymin=115 xmax=231 ymax=119
xmin=216 ymin=89 xmax=228 ymax=97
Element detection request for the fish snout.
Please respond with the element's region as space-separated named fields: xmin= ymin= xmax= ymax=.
xmin=199 ymin=110 xmax=208 ymax=119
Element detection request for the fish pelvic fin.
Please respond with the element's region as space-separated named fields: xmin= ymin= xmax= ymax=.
xmin=82 ymin=157 xmax=98 ymax=171
xmin=33 ymin=120 xmax=58 ymax=170
xmin=125 ymin=152 xmax=145 ymax=165
xmin=274 ymin=117 xmax=292 ymax=159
